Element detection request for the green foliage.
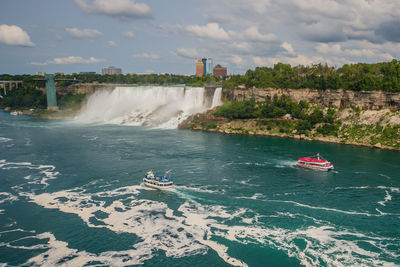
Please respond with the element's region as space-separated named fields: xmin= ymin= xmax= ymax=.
xmin=213 ymin=95 xmax=341 ymax=135
xmin=307 ymin=108 xmax=325 ymax=126
xmin=325 ymin=108 xmax=336 ymax=124
xmin=382 ymin=125 xmax=400 ymax=139
xmin=57 ymin=92 xmax=87 ymax=108
xmin=0 ymin=86 xmax=46 ymax=109
xmin=296 ymin=120 xmax=312 ymax=134
xmin=260 ymin=95 xmax=305 ymax=119
xmin=202 ymin=120 xmax=218 ymax=129
xmin=317 ymin=123 xmax=339 ymax=136
xmin=221 ymin=59 xmax=400 ymax=92
xmin=213 ymin=99 xmax=259 ymax=119
xmin=341 ymin=123 xmax=400 ymax=148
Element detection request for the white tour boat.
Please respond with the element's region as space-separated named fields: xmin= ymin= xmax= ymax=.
xmin=143 ymin=170 xmax=174 ymax=189
xmin=297 ymin=153 xmax=334 ymax=171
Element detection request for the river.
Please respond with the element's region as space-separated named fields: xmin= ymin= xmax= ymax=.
xmin=0 ymin=86 xmax=399 ymax=266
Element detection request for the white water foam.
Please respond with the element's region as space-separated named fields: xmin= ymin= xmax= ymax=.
xmin=0 ymin=192 xmax=18 ymax=204
xmin=0 ymin=137 xmax=12 ymax=143
xmin=378 ymin=190 xmax=392 ymax=206
xmin=29 ymin=185 xmax=249 ymax=266
xmin=379 ymin=174 xmax=391 ymax=180
xmin=0 ymin=159 xmax=59 ymax=189
xmin=274 ymin=160 xmax=298 ymax=169
xmin=175 ymin=185 xmax=225 ymax=194
xmin=0 ymin=231 xmax=153 ymax=266
xmin=22 ymin=182 xmax=400 ymax=267
xmin=75 ymin=86 xmax=222 ymax=129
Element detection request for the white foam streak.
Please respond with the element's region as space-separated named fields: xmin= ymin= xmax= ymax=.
xmin=0 ymin=137 xmax=12 ymax=143
xmin=0 ymin=160 xmax=58 ymax=188
xmin=378 ymin=190 xmax=392 ymax=206
xmin=0 ymin=192 xmax=18 ymax=204
xmin=76 ymin=86 xmax=222 ymax=129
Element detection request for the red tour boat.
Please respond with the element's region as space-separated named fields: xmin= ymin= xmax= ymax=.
xmin=297 ymin=153 xmax=334 ymax=171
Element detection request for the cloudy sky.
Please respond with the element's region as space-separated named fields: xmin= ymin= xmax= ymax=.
xmin=1 ymin=0 xmax=399 ymax=75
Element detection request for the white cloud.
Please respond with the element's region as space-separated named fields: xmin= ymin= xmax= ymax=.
xmin=31 ymin=56 xmax=104 ymax=66
xmin=0 ymin=24 xmax=35 ymax=47
xmin=281 ymin=42 xmax=295 ymax=56
xmin=315 ymin=43 xmax=342 ymax=54
xmin=253 ymin=56 xmax=279 ymax=66
xmin=185 ymin=23 xmax=230 ymax=41
xmin=174 ymin=48 xmax=198 ymax=59
xmin=74 ymin=0 xmax=152 ymax=19
xmin=123 ymin=31 xmax=135 ymax=38
xmin=108 ymin=40 xmax=118 ymax=47
xmin=238 ymin=26 xmax=277 ymax=42
xmin=253 ymin=54 xmax=325 ymax=67
xmin=31 ymin=62 xmax=48 ymax=66
xmin=65 ymin=28 xmax=103 ymax=39
xmin=133 ymin=53 xmax=160 ymax=60
xmin=315 ymin=42 xmax=394 ymax=62
xmin=230 ymin=55 xmax=244 ymax=66
xmin=229 ymin=42 xmax=251 ymax=52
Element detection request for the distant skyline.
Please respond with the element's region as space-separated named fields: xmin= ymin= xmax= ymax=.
xmin=1 ymin=0 xmax=399 ymax=75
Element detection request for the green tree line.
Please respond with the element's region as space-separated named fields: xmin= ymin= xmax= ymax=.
xmin=223 ymin=60 xmax=400 ymax=92
xmin=1 ymin=59 xmax=399 ymax=92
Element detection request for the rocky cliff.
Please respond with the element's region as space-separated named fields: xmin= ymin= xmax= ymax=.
xmin=56 ymin=83 xmax=129 ymax=95
xmin=222 ymin=87 xmax=400 ymax=111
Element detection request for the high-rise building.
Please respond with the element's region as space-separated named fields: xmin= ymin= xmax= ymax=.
xmin=196 ymin=59 xmax=205 ymax=77
xmin=102 ymin=66 xmax=122 ymax=75
xmin=201 ymin=58 xmax=207 ymax=75
xmin=213 ymin=64 xmax=227 ymax=77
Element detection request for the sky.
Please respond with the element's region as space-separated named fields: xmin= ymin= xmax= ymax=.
xmin=1 ymin=0 xmax=400 ymax=75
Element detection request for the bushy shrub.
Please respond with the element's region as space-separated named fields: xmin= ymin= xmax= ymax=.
xmin=317 ymin=123 xmax=339 ymax=136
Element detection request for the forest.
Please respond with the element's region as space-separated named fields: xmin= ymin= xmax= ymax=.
xmin=222 ymin=59 xmax=400 ymax=92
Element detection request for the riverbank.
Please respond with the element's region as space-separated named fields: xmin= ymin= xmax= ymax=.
xmin=2 ymin=106 xmax=81 ymax=120
xmin=179 ymin=108 xmax=400 ymax=151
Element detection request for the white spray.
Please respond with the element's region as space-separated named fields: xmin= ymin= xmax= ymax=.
xmin=75 ymin=86 xmax=222 ymax=129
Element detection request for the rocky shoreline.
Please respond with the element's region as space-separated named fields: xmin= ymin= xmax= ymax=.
xmin=179 ymin=108 xmax=400 ymax=151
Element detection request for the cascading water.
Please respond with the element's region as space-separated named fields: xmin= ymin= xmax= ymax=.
xmin=75 ymin=86 xmax=222 ymax=129
xmin=211 ymin=87 xmax=223 ymax=108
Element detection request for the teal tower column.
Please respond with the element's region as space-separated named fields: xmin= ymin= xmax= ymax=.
xmin=45 ymin=74 xmax=58 ymax=110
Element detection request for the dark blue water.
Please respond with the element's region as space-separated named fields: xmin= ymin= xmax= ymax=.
xmin=0 ymin=110 xmax=399 ymax=266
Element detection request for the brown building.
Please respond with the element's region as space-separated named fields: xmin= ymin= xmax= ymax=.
xmin=196 ymin=59 xmax=204 ymax=77
xmin=213 ymin=64 xmax=227 ymax=77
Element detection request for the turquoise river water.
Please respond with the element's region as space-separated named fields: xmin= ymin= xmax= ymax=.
xmin=0 ymin=109 xmax=399 ymax=266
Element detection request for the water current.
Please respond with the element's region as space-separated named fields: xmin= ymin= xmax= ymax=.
xmin=0 ymin=86 xmax=399 ymax=266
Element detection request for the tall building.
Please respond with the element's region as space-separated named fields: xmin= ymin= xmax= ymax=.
xmin=213 ymin=64 xmax=227 ymax=77
xmin=102 ymin=66 xmax=122 ymax=75
xmin=196 ymin=59 xmax=205 ymax=77
xmin=201 ymin=58 xmax=207 ymax=75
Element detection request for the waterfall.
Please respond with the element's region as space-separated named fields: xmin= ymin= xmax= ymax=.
xmin=211 ymin=88 xmax=222 ymax=108
xmin=75 ymin=86 xmax=222 ymax=129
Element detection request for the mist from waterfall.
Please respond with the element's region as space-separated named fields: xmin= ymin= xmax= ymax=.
xmin=75 ymin=86 xmax=222 ymax=129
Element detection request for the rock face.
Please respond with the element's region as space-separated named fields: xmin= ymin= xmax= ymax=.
xmin=57 ymin=83 xmax=124 ymax=95
xmin=222 ymin=87 xmax=400 ymax=111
